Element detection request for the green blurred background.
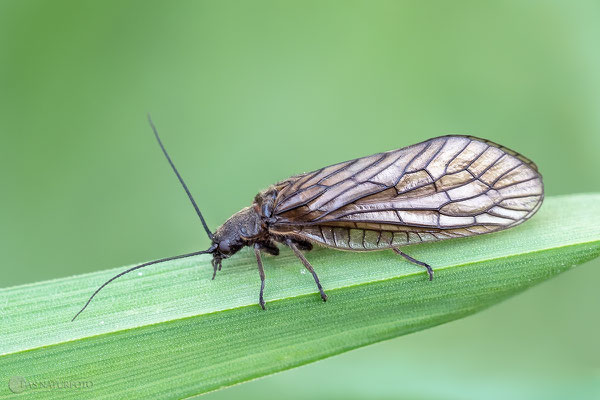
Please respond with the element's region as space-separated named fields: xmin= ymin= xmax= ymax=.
xmin=1 ymin=1 xmax=599 ymax=399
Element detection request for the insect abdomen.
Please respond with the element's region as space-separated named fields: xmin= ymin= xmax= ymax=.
xmin=274 ymin=224 xmax=469 ymax=251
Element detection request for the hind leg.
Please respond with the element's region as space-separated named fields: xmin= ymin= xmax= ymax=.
xmin=392 ymin=247 xmax=434 ymax=280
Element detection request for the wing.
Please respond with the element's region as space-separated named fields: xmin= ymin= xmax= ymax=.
xmin=268 ymin=135 xmax=543 ymax=251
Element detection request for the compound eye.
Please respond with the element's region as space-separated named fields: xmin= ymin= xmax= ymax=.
xmin=218 ymin=240 xmax=231 ymax=254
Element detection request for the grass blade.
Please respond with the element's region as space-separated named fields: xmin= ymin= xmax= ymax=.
xmin=1 ymin=193 xmax=599 ymax=399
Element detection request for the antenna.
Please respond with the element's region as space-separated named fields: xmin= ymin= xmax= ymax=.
xmin=72 ymin=116 xmax=218 ymax=321
xmin=71 ymin=246 xmax=216 ymax=321
xmin=147 ymin=114 xmax=214 ymax=240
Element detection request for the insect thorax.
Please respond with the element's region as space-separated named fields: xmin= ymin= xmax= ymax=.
xmin=211 ymin=206 xmax=260 ymax=254
xmin=253 ymin=186 xmax=278 ymax=218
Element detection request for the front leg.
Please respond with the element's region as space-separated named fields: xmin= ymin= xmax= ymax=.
xmin=254 ymin=243 xmax=267 ymax=310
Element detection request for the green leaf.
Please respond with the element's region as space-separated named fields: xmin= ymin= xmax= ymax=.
xmin=1 ymin=193 xmax=599 ymax=399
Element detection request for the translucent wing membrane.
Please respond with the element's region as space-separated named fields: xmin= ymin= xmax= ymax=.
xmin=269 ymin=136 xmax=543 ymax=251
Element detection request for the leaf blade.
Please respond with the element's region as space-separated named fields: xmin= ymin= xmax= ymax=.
xmin=1 ymin=193 xmax=599 ymax=399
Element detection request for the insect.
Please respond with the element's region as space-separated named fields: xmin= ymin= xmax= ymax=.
xmin=72 ymin=118 xmax=544 ymax=320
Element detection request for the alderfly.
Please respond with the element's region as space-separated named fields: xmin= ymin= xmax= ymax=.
xmin=72 ymin=118 xmax=544 ymax=320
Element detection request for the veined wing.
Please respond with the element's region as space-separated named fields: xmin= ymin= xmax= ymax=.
xmin=269 ymin=136 xmax=543 ymax=250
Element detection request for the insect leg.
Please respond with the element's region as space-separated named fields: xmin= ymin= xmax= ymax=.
xmin=291 ymin=239 xmax=313 ymax=251
xmin=392 ymin=248 xmax=434 ymax=281
xmin=211 ymin=257 xmax=221 ymax=280
xmin=286 ymin=239 xmax=328 ymax=302
xmin=254 ymin=243 xmax=266 ymax=310
xmin=258 ymin=240 xmax=280 ymax=256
